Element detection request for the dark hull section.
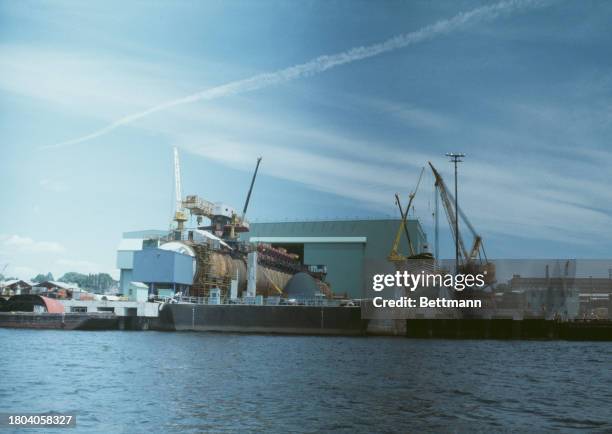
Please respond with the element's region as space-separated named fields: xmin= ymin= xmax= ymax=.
xmin=156 ymin=304 xmax=367 ymax=336
xmin=558 ymin=320 xmax=612 ymax=341
xmin=0 ymin=312 xmax=118 ymax=330
xmin=405 ymin=319 xmax=612 ymax=341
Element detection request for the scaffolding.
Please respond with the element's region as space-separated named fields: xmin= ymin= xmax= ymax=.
xmin=190 ymin=242 xmax=232 ymax=298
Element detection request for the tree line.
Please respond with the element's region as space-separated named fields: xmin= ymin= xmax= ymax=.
xmin=1 ymin=271 xmax=117 ymax=292
xmin=29 ymin=272 xmax=117 ymax=291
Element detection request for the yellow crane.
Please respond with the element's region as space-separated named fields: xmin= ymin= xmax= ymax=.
xmin=388 ymin=167 xmax=432 ymax=262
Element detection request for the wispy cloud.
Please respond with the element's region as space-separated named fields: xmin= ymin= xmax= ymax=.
xmin=355 ymin=97 xmax=457 ymax=131
xmin=6 ymin=0 xmax=612 ymax=261
xmin=44 ymin=0 xmax=550 ymax=149
xmin=172 ymin=92 xmax=612 ymax=250
xmin=0 ymin=234 xmax=65 ymax=253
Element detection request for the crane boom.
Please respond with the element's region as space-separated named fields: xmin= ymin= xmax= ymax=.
xmin=428 ymin=161 xmax=495 ymax=286
xmin=242 ymin=157 xmax=262 ymax=218
xmin=388 ymin=167 xmax=425 ymax=261
xmin=172 ymin=146 xmax=188 ymax=230
xmin=442 ymin=187 xmax=486 ymax=262
xmin=174 ymin=146 xmax=182 ymax=213
xmin=394 ymin=193 xmax=414 ymax=255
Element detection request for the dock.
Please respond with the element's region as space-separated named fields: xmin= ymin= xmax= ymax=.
xmin=59 ymin=300 xmax=161 ymax=330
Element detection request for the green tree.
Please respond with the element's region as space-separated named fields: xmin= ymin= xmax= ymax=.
xmin=32 ymin=272 xmax=54 ymax=283
xmin=59 ymin=272 xmax=117 ymax=292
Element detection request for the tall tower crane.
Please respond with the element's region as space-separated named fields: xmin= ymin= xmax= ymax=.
xmin=429 ymin=161 xmax=495 ymax=283
xmin=173 ymin=146 xmax=188 ymax=232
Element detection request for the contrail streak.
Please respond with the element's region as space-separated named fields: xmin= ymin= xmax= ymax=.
xmin=45 ymin=0 xmax=549 ymax=149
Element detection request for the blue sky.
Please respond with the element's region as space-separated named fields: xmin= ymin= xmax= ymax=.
xmin=1 ymin=0 xmax=612 ymax=279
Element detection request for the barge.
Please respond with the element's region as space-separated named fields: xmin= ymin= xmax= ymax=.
xmin=155 ymin=302 xmax=366 ymax=335
xmin=0 ymin=311 xmax=117 ymax=330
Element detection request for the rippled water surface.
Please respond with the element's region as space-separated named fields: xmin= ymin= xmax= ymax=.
xmin=1 ymin=330 xmax=611 ymax=433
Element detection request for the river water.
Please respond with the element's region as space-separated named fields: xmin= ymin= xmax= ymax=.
xmin=1 ymin=330 xmax=611 ymax=433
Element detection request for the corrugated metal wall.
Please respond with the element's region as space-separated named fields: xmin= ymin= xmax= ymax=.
xmin=243 ymin=219 xmax=427 ymax=298
xmin=304 ymin=243 xmax=364 ymax=296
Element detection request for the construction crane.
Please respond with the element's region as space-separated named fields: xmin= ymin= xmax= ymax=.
xmin=173 ymin=146 xmax=188 ymax=232
xmin=181 ymin=157 xmax=263 ymax=240
xmin=227 ymin=156 xmax=262 ymax=239
xmin=428 ymin=161 xmax=495 ymax=283
xmin=242 ymin=157 xmax=262 ymax=219
xmin=388 ymin=167 xmax=433 ymax=262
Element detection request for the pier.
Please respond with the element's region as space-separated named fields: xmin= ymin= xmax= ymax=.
xmin=60 ymin=300 xmax=161 ymax=330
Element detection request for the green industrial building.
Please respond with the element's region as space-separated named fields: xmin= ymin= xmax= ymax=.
xmin=243 ymin=219 xmax=428 ymax=298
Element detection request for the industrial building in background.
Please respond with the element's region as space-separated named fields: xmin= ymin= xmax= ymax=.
xmin=119 ymin=218 xmax=427 ymax=299
xmin=105 ymin=146 xmax=428 ymax=335
xmin=116 ymin=147 xmax=428 ymax=302
xmin=240 ymin=219 xmax=426 ymax=298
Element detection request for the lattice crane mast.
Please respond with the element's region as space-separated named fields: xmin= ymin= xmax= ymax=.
xmin=388 ymin=167 xmax=432 ymax=262
xmin=173 ymin=146 xmax=188 ymax=231
xmin=428 ymin=161 xmax=494 ymax=282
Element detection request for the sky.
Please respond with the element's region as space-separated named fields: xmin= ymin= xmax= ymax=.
xmin=1 ymin=0 xmax=612 ymax=280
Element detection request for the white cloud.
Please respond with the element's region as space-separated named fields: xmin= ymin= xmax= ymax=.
xmin=40 ymin=0 xmax=551 ymax=149
xmin=2 ymin=0 xmax=609 ymax=257
xmin=356 ymin=97 xmax=457 ymax=131
xmin=0 ymin=234 xmax=65 ymax=253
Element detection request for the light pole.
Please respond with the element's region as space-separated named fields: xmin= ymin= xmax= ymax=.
xmin=446 ymin=153 xmax=464 ymax=274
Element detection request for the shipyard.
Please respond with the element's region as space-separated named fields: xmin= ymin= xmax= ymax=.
xmin=4 ymin=1 xmax=612 ymax=432
xmin=1 ymin=148 xmax=611 ymax=339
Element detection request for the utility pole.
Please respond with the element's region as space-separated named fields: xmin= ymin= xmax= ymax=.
xmin=446 ymin=153 xmax=464 ymax=274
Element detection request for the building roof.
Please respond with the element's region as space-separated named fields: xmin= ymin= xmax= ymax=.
xmin=123 ymin=229 xmax=168 ymax=239
xmin=244 ymin=218 xmax=425 ymax=238
xmin=4 ymin=294 xmax=64 ymax=313
xmin=41 ymin=296 xmax=65 ymax=313
xmin=2 ymin=279 xmax=34 ymax=287
xmin=38 ymin=281 xmax=79 ymax=290
xmin=118 ymin=238 xmax=144 ymax=251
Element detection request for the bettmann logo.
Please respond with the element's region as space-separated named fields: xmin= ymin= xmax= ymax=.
xmin=370 ymin=271 xmax=486 ymax=309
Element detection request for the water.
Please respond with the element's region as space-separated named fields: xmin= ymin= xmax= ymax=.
xmin=1 ymin=330 xmax=611 ymax=433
